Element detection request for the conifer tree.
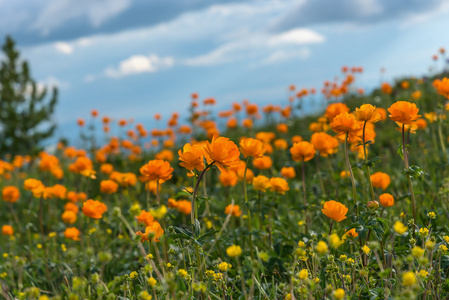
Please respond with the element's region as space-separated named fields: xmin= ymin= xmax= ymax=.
xmin=0 ymin=36 xmax=58 ymax=155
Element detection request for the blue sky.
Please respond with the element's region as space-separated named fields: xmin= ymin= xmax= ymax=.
xmin=1 ymin=0 xmax=449 ymax=143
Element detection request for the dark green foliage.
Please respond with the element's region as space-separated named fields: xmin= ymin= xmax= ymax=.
xmin=0 ymin=36 xmax=57 ymax=156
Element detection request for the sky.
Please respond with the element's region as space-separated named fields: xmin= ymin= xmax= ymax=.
xmin=1 ymin=0 xmax=449 ymax=143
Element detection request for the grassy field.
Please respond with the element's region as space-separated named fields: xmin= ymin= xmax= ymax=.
xmin=1 ymin=67 xmax=449 ymax=299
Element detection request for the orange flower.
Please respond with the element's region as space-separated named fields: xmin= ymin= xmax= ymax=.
xmin=280 ymin=167 xmax=296 ymax=179
xmin=136 ymin=210 xmax=155 ymax=226
xmin=255 ymin=132 xmax=276 ymax=143
xmin=64 ymin=227 xmax=80 ymax=241
xmin=290 ymin=141 xmax=316 ymax=162
xmin=370 ymin=172 xmax=391 ymax=190
xmin=24 ymin=178 xmax=44 ymax=191
xmin=344 ymin=228 xmax=358 ymax=238
xmin=433 ymin=77 xmax=449 ymax=98
xmin=291 ymin=135 xmax=303 ymax=143
xmin=100 ymin=180 xmax=119 ymax=194
xmin=379 ymin=193 xmax=394 ymax=207
xmin=381 ymin=82 xmax=392 ymax=95
xmin=178 ymin=143 xmax=205 ymax=171
xmin=330 ymin=112 xmax=363 ymax=142
xmin=242 ymin=118 xmax=253 ymax=128
xmin=62 ymin=210 xmax=77 ymax=224
xmin=239 ymin=138 xmax=266 ymax=158
xmin=82 ymin=199 xmax=108 ymax=219
xmin=321 ymin=200 xmax=348 ymax=222
xmin=311 ymin=132 xmax=339 ymax=157
xmin=353 ymin=104 xmax=381 ymax=123
xmin=66 ymin=191 xmax=79 ymax=203
xmin=325 ymin=103 xmax=350 ymax=122
xmin=269 ymin=177 xmax=289 ymax=194
xmin=375 ymin=108 xmax=387 ymax=121
xmin=140 ymin=159 xmax=174 ymax=183
xmin=175 ymin=200 xmax=192 ymax=215
xmin=136 ymin=221 xmax=164 ymax=242
xmin=52 ymin=184 xmax=67 ymax=199
xmin=252 ymin=175 xmax=271 ymax=192
xmin=1 ymin=225 xmax=14 ymax=236
xmin=64 ymin=202 xmax=79 ymax=213
xmin=225 ymin=204 xmax=242 ymax=217
xmin=340 ymin=170 xmax=350 ymax=178
xmin=70 ymin=157 xmax=93 ymax=173
xmin=219 ymin=171 xmax=239 ymax=187
xmin=2 ymin=186 xmax=20 ymax=203
xmin=274 ymin=139 xmax=288 ymax=150
xmin=155 ymin=149 xmax=174 ymax=162
xmin=277 ymin=123 xmax=288 ymax=133
xmin=253 ymin=156 xmax=272 ymax=170
xmin=203 ymin=136 xmax=241 ymax=173
xmin=388 ymin=101 xmax=421 ymax=124
xmin=237 ymin=167 xmax=254 ymax=183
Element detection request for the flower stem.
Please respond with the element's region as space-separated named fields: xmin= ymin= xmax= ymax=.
xmin=243 ymin=157 xmax=254 ymax=260
xmin=363 ymin=121 xmax=375 ymax=201
xmin=302 ymin=160 xmax=308 ymax=235
xmin=191 ymin=162 xmax=214 ymax=226
xmin=402 ymin=124 xmax=417 ymax=237
xmin=345 ymin=132 xmax=358 ymax=217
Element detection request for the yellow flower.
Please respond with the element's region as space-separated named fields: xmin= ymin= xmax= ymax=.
xmin=347 ymin=258 xmax=355 ymax=265
xmin=226 ymin=245 xmax=242 ymax=257
xmin=444 ymin=236 xmax=449 ymax=243
xmin=177 ymin=269 xmax=188 ymax=278
xmin=333 ymin=288 xmax=345 ymax=300
xmin=427 ymin=212 xmax=436 ymax=219
xmin=314 ymin=278 xmax=320 ymax=284
xmin=425 ymin=241 xmax=435 ymax=250
xmin=362 ymin=245 xmax=371 ymax=255
xmin=130 ymin=271 xmax=138 ymax=279
xmin=393 ymin=221 xmax=408 ymax=235
xmin=419 ymin=227 xmax=429 ymax=237
xmin=329 ymin=234 xmax=342 ymax=249
xmin=218 ymin=262 xmax=231 ymax=272
xmin=439 ymin=245 xmax=448 ymax=253
xmin=150 ymin=205 xmax=167 ymax=219
xmin=411 ymin=246 xmax=425 ymax=258
xmin=339 ymin=255 xmax=347 ymax=262
xmin=316 ymin=241 xmax=328 ymax=254
xmin=258 ymin=252 xmax=269 ymax=262
xmin=402 ymin=271 xmax=416 ymax=287
xmin=418 ymin=270 xmax=428 ymax=278
xmin=298 ymin=269 xmax=308 ymax=280
xmin=148 ymin=277 xmax=157 ymax=287
xmin=298 ymin=241 xmax=306 ymax=248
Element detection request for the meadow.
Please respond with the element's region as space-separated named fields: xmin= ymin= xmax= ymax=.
xmin=1 ymin=54 xmax=449 ymax=299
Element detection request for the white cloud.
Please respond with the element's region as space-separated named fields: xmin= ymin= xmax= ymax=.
xmin=262 ymin=48 xmax=311 ymax=65
xmin=104 ymin=54 xmax=174 ymax=78
xmin=184 ymin=27 xmax=324 ymax=66
xmin=54 ymin=41 xmax=73 ymax=54
xmin=268 ymin=28 xmax=325 ymax=45
xmin=33 ymin=0 xmax=131 ymax=35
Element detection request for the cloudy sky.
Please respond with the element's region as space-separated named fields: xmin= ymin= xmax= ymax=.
xmin=1 ymin=0 xmax=449 ymax=142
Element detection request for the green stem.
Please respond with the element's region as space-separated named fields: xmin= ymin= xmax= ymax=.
xmin=363 ymin=121 xmax=376 ymax=201
xmin=191 ymin=163 xmax=214 ymax=226
xmin=402 ymin=124 xmax=416 ymax=238
xmin=302 ymin=160 xmax=309 ymax=235
xmin=345 ymin=132 xmax=358 ymax=217
xmin=438 ymin=121 xmax=447 ymax=159
xmin=243 ymin=157 xmax=254 ymax=260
